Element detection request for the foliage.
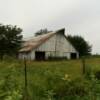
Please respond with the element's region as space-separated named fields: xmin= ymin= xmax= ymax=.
xmin=53 ymin=77 xmax=90 ymax=100
xmin=95 ymin=71 xmax=100 ymax=80
xmin=67 ymin=35 xmax=92 ymax=57
xmin=0 ymin=24 xmax=23 ymax=60
xmin=0 ymin=57 xmax=100 ymax=100
xmin=35 ymin=28 xmax=51 ymax=36
xmin=0 ymin=65 xmax=23 ymax=100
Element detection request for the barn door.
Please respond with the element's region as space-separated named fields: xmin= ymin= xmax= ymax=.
xmin=35 ymin=51 xmax=45 ymax=60
xmin=71 ymin=53 xmax=77 ymax=59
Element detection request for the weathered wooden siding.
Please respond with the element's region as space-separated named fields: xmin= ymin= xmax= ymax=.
xmin=19 ymin=52 xmax=32 ymax=60
xmin=30 ymin=50 xmax=35 ymax=60
xmin=35 ymin=33 xmax=77 ymax=52
xmin=19 ymin=31 xmax=79 ymax=60
xmin=35 ymin=34 xmax=56 ymax=52
xmin=30 ymin=32 xmax=78 ymax=59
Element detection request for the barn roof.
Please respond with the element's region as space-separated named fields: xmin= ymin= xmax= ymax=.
xmin=19 ymin=29 xmax=64 ymax=52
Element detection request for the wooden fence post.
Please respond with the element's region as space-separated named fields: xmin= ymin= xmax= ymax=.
xmin=82 ymin=57 xmax=86 ymax=74
xmin=23 ymin=57 xmax=28 ymax=100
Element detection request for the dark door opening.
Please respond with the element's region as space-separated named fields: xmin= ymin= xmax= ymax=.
xmin=71 ymin=53 xmax=77 ymax=59
xmin=35 ymin=51 xmax=45 ymax=60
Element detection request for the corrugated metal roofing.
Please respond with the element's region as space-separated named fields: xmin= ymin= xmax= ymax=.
xmin=19 ymin=31 xmax=56 ymax=52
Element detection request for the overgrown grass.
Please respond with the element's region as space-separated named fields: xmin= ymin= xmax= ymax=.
xmin=0 ymin=57 xmax=100 ymax=100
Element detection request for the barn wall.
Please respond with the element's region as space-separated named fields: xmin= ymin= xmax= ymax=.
xmin=63 ymin=52 xmax=71 ymax=59
xmin=35 ymin=34 xmax=56 ymax=52
xmin=19 ymin=53 xmax=24 ymax=59
xmin=35 ymin=33 xmax=77 ymax=53
xmin=34 ymin=32 xmax=78 ymax=59
xmin=19 ymin=31 xmax=79 ymax=60
xmin=18 ymin=52 xmax=32 ymax=60
xmin=30 ymin=50 xmax=35 ymax=60
xmin=76 ymin=52 xmax=79 ymax=58
xmin=55 ymin=33 xmax=77 ymax=53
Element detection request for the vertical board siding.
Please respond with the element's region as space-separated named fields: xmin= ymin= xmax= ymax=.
xmin=19 ymin=31 xmax=79 ymax=60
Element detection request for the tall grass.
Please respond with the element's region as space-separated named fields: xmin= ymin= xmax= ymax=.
xmin=0 ymin=57 xmax=100 ymax=100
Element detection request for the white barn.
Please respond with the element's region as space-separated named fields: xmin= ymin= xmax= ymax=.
xmin=19 ymin=29 xmax=79 ymax=60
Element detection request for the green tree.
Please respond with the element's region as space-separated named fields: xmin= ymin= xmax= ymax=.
xmin=0 ymin=24 xmax=23 ymax=60
xmin=35 ymin=28 xmax=51 ymax=36
xmin=67 ymin=35 xmax=92 ymax=57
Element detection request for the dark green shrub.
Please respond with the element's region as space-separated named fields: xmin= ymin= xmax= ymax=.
xmin=95 ymin=71 xmax=100 ymax=80
xmin=85 ymin=65 xmax=93 ymax=80
xmin=0 ymin=66 xmax=23 ymax=100
xmin=53 ymin=78 xmax=90 ymax=100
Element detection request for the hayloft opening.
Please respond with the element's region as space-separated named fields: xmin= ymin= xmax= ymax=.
xmin=35 ymin=51 xmax=45 ymax=60
xmin=71 ymin=53 xmax=77 ymax=59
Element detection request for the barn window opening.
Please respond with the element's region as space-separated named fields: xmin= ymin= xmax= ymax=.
xmin=35 ymin=51 xmax=45 ymax=60
xmin=71 ymin=53 xmax=77 ymax=59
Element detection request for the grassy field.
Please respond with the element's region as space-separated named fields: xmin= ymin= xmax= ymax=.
xmin=0 ymin=57 xmax=100 ymax=100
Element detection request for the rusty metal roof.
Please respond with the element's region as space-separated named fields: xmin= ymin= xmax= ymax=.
xmin=19 ymin=31 xmax=56 ymax=52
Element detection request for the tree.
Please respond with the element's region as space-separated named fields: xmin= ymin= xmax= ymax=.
xmin=0 ymin=24 xmax=23 ymax=60
xmin=35 ymin=28 xmax=51 ymax=36
xmin=67 ymin=35 xmax=92 ymax=57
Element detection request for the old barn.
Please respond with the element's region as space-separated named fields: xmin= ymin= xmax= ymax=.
xmin=19 ymin=29 xmax=79 ymax=60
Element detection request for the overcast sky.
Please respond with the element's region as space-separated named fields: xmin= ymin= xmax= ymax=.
xmin=0 ymin=0 xmax=100 ymax=54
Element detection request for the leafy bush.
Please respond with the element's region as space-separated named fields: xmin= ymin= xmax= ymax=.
xmin=95 ymin=71 xmax=100 ymax=80
xmin=0 ymin=65 xmax=23 ymax=100
xmin=53 ymin=77 xmax=90 ymax=100
xmin=0 ymin=57 xmax=100 ymax=100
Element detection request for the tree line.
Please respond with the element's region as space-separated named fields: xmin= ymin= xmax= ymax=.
xmin=0 ymin=24 xmax=22 ymax=60
xmin=0 ymin=25 xmax=92 ymax=60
